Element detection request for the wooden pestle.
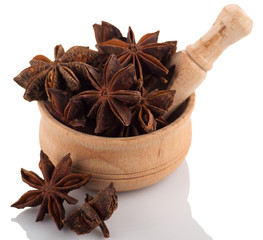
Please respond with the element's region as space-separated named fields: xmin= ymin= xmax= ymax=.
xmin=165 ymin=4 xmax=253 ymax=118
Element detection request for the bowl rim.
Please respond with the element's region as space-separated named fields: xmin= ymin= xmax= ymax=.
xmin=38 ymin=93 xmax=195 ymax=144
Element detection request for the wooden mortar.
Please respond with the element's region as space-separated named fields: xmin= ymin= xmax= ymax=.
xmin=38 ymin=94 xmax=195 ymax=192
xmin=38 ymin=4 xmax=252 ymax=192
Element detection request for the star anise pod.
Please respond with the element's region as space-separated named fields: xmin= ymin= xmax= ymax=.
xmin=95 ymin=26 xmax=176 ymax=86
xmin=11 ymin=151 xmax=91 ymax=230
xmin=102 ymin=88 xmax=175 ymax=137
xmin=44 ymin=88 xmax=86 ymax=130
xmin=93 ymin=21 xmax=126 ymax=43
xmin=74 ymin=55 xmax=141 ymax=134
xmin=130 ymin=88 xmax=176 ymax=133
xmin=63 ymin=183 xmax=118 ymax=238
xmin=14 ymin=44 xmax=100 ymax=101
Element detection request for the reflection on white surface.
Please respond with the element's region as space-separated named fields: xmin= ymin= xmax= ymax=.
xmin=12 ymin=161 xmax=212 ymax=240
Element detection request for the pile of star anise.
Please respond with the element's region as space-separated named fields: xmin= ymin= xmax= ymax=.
xmin=14 ymin=21 xmax=177 ymax=137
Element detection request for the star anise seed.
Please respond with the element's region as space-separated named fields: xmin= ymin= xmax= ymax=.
xmin=11 ymin=151 xmax=91 ymax=230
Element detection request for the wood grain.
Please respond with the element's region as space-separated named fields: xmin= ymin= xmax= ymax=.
xmin=165 ymin=4 xmax=253 ymax=117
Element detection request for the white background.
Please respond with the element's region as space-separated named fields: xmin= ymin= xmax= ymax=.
xmin=1 ymin=0 xmax=262 ymax=239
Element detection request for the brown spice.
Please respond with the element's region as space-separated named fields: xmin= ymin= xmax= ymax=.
xmin=63 ymin=183 xmax=118 ymax=238
xmin=44 ymin=88 xmax=86 ymax=129
xmin=11 ymin=151 xmax=91 ymax=230
xmin=14 ymin=22 xmax=177 ymax=137
xmin=103 ymin=88 xmax=175 ymax=137
xmin=93 ymin=21 xmax=125 ymax=43
xmin=132 ymin=88 xmax=176 ymax=132
xmin=14 ymin=45 xmax=101 ymax=101
xmin=74 ymin=55 xmax=141 ymax=134
xmin=95 ymin=25 xmax=176 ymax=86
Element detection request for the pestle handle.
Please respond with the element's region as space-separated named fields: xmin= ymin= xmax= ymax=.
xmin=165 ymin=4 xmax=253 ymax=118
xmin=186 ymin=4 xmax=253 ymax=71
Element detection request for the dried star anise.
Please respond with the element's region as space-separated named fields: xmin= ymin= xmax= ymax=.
xmin=93 ymin=21 xmax=126 ymax=43
xmin=11 ymin=151 xmax=91 ymax=230
xmin=63 ymin=183 xmax=118 ymax=238
xmin=14 ymin=22 xmax=177 ymax=138
xmin=131 ymin=88 xmax=175 ymax=132
xmin=101 ymin=88 xmax=175 ymax=137
xmin=14 ymin=44 xmax=100 ymax=101
xmin=44 ymin=88 xmax=86 ymax=130
xmin=95 ymin=25 xmax=176 ymax=86
xmin=74 ymin=54 xmax=141 ymax=134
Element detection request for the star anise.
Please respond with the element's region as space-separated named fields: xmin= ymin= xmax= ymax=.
xmin=11 ymin=151 xmax=91 ymax=230
xmin=44 ymin=88 xmax=86 ymax=130
xmin=74 ymin=54 xmax=141 ymax=134
xmin=131 ymin=88 xmax=175 ymax=133
xmin=14 ymin=44 xmax=100 ymax=101
xmin=95 ymin=26 xmax=176 ymax=86
xmin=63 ymin=183 xmax=118 ymax=238
xmin=93 ymin=21 xmax=125 ymax=43
xmin=102 ymin=88 xmax=175 ymax=137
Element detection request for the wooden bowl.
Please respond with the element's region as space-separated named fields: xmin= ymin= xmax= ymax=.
xmin=38 ymin=93 xmax=195 ymax=192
